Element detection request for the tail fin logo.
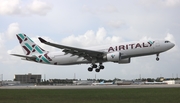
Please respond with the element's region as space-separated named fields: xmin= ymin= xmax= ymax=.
xmin=16 ymin=34 xmax=45 ymax=55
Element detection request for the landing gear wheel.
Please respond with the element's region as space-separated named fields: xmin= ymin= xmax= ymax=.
xmin=156 ymin=57 xmax=159 ymax=61
xmin=88 ymin=67 xmax=93 ymax=72
xmin=99 ymin=66 xmax=104 ymax=69
xmin=92 ymin=64 xmax=97 ymax=68
xmin=95 ymin=69 xmax=100 ymax=72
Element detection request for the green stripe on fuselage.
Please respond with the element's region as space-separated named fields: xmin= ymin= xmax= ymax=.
xmin=18 ymin=34 xmax=25 ymax=40
xmin=35 ymin=46 xmax=43 ymax=54
xmin=42 ymin=56 xmax=50 ymax=63
xmin=25 ymin=43 xmax=32 ymax=51
xmin=36 ymin=57 xmax=40 ymax=62
xmin=27 ymin=37 xmax=34 ymax=43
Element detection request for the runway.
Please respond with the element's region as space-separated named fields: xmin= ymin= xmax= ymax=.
xmin=1 ymin=84 xmax=180 ymax=89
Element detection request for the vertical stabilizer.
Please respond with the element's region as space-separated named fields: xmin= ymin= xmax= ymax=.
xmin=16 ymin=33 xmax=46 ymax=55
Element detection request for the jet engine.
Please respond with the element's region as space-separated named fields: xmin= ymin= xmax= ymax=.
xmin=106 ymin=52 xmax=131 ymax=64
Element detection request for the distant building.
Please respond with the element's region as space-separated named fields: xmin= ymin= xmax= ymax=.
xmin=14 ymin=73 xmax=41 ymax=83
xmin=163 ymin=80 xmax=175 ymax=84
xmin=115 ymin=80 xmax=133 ymax=85
xmin=1 ymin=80 xmax=20 ymax=86
xmin=175 ymin=80 xmax=180 ymax=84
xmin=49 ymin=79 xmax=75 ymax=85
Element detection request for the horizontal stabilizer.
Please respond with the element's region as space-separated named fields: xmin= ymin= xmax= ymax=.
xmin=11 ymin=54 xmax=36 ymax=60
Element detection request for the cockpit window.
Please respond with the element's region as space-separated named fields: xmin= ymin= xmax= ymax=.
xmin=165 ymin=41 xmax=170 ymax=43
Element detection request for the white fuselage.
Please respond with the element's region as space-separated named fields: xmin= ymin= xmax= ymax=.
xmin=36 ymin=40 xmax=174 ymax=65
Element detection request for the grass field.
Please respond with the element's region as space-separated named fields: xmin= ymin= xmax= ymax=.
xmin=0 ymin=88 xmax=180 ymax=103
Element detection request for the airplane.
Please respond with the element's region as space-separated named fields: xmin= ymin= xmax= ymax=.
xmin=92 ymin=81 xmax=113 ymax=85
xmin=11 ymin=33 xmax=175 ymax=72
xmin=73 ymin=80 xmax=93 ymax=85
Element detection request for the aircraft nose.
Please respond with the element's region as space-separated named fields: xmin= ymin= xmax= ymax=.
xmin=172 ymin=43 xmax=175 ymax=47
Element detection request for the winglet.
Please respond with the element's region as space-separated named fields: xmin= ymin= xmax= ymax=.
xmin=38 ymin=37 xmax=47 ymax=43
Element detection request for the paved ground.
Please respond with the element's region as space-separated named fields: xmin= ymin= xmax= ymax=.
xmin=1 ymin=84 xmax=180 ymax=89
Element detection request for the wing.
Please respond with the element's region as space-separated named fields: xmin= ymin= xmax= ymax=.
xmin=38 ymin=37 xmax=105 ymax=61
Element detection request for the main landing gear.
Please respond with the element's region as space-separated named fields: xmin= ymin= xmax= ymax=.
xmin=156 ymin=53 xmax=160 ymax=61
xmin=88 ymin=63 xmax=104 ymax=72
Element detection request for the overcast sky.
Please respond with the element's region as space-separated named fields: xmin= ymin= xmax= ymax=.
xmin=0 ymin=0 xmax=180 ymax=80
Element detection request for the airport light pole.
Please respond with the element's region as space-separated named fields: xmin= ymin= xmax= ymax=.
xmin=1 ymin=74 xmax=3 ymax=86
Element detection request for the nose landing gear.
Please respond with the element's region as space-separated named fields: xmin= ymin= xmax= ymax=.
xmin=156 ymin=53 xmax=159 ymax=61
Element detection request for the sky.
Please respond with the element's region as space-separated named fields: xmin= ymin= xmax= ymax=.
xmin=0 ymin=0 xmax=180 ymax=80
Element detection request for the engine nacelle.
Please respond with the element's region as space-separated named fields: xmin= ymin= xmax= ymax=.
xmin=106 ymin=52 xmax=131 ymax=64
